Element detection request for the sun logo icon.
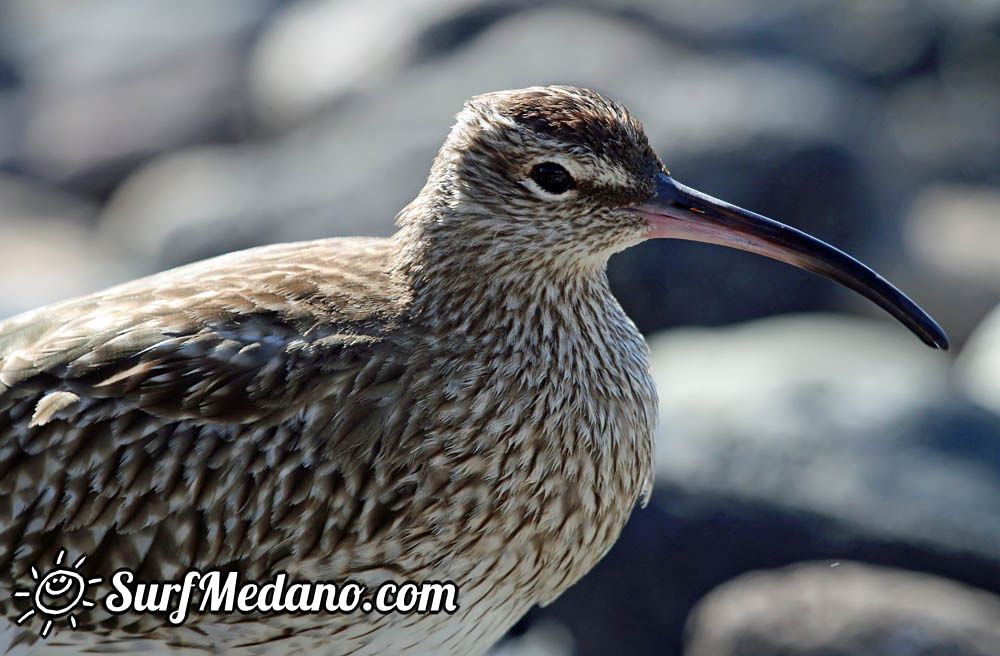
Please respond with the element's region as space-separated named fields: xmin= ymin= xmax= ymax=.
xmin=13 ymin=549 xmax=102 ymax=639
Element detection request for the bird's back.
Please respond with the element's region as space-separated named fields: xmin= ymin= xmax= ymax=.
xmin=0 ymin=236 xmax=433 ymax=653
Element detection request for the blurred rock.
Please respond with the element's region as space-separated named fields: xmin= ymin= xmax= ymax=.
xmin=489 ymin=621 xmax=574 ymax=656
xmin=14 ymin=49 xmax=245 ymax=194
xmin=538 ymin=315 xmax=1000 ymax=656
xmin=0 ymin=0 xmax=278 ymax=194
xmin=883 ymin=24 xmax=1000 ymax=184
xmin=650 ymin=315 xmax=994 ymax=556
xmin=249 ymin=0 xmax=521 ymax=129
xmin=610 ymin=0 xmax=997 ymax=83
xmin=959 ymin=305 xmax=1000 ymax=418
xmin=908 ymin=186 xmax=1000 ymax=280
xmin=0 ymin=0 xmax=274 ymax=83
xmin=685 ymin=561 xmax=1000 ymax=656
xmin=890 ymin=184 xmax=1000 ymax=344
xmin=604 ymin=0 xmax=806 ymax=42
xmin=0 ymin=175 xmax=135 ymax=319
xmin=0 ymin=173 xmax=94 ymax=223
xmin=99 ymin=145 xmax=288 ymax=269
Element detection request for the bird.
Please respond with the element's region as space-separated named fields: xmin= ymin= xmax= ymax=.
xmin=0 ymin=85 xmax=947 ymax=655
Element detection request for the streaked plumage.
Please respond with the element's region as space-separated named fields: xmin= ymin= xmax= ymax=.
xmin=1 ymin=87 xmax=659 ymax=654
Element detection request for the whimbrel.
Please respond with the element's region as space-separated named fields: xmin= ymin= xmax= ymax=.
xmin=0 ymin=86 xmax=946 ymax=655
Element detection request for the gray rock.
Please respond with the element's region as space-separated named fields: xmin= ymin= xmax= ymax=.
xmin=0 ymin=0 xmax=278 ymax=193
xmin=892 ymin=185 xmax=1000 ymax=344
xmin=615 ymin=0 xmax=941 ymax=78
xmin=959 ymin=305 xmax=1000 ymax=419
xmin=249 ymin=0 xmax=524 ymax=130
xmin=685 ymin=561 xmax=1000 ymax=656
xmin=0 ymin=175 xmax=135 ymax=319
xmin=489 ymin=621 xmax=574 ymax=656
xmin=650 ymin=315 xmax=994 ymax=556
xmin=882 ymin=25 xmax=1000 ymax=184
xmin=0 ymin=0 xmax=274 ymax=84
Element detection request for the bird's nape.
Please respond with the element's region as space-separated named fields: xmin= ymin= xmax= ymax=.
xmin=634 ymin=173 xmax=949 ymax=350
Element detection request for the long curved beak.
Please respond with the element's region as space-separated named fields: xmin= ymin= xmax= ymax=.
xmin=635 ymin=173 xmax=948 ymax=349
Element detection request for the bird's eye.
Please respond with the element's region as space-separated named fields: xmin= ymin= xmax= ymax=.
xmin=529 ymin=163 xmax=575 ymax=195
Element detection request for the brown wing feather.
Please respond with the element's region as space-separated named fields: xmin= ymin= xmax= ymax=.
xmin=0 ymin=237 xmax=417 ymax=640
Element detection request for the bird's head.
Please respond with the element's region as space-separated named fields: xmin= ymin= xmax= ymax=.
xmin=404 ymin=85 xmax=947 ymax=350
xmin=412 ymin=86 xmax=660 ymax=262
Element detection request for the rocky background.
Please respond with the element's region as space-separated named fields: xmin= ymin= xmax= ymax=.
xmin=0 ymin=1 xmax=998 ymax=654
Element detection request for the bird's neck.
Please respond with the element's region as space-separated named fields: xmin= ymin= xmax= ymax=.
xmin=390 ymin=219 xmax=657 ymax=562
xmin=393 ymin=224 xmax=616 ymax=336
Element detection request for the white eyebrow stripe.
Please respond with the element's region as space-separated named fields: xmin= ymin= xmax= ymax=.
xmin=587 ymin=159 xmax=633 ymax=188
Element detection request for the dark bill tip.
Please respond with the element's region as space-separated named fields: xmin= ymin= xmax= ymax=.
xmin=636 ymin=173 xmax=949 ymax=350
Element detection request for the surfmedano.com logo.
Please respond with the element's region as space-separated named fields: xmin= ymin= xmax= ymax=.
xmin=12 ymin=550 xmax=459 ymax=639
